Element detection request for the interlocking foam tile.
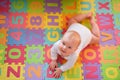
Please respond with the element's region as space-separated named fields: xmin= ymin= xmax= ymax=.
xmin=61 ymin=0 xmax=78 ymax=13
xmin=27 ymin=0 xmax=44 ymax=13
xmin=8 ymin=12 xmax=27 ymax=29
xmin=44 ymin=45 xmax=52 ymax=63
xmin=44 ymin=0 xmax=62 ymax=14
xmin=27 ymin=13 xmax=45 ymax=29
xmin=5 ymin=44 xmax=26 ymax=64
xmin=0 ymin=64 xmax=6 ymax=79
xmin=8 ymin=29 xmax=45 ymax=46
xmin=95 ymin=0 xmax=112 ymax=14
xmin=99 ymin=45 xmax=120 ymax=64
xmin=0 ymin=44 xmax=6 ymax=64
xmin=9 ymin=0 xmax=27 ymax=13
xmin=80 ymin=44 xmax=100 ymax=64
xmin=100 ymin=29 xmax=116 ymax=46
xmin=101 ymin=63 xmax=120 ymax=80
xmin=113 ymin=14 xmax=120 ymax=30
xmin=0 ymin=12 xmax=9 ymax=28
xmin=43 ymin=63 xmax=64 ymax=80
xmin=25 ymin=45 xmax=45 ymax=64
xmin=83 ymin=63 xmax=102 ymax=80
xmin=44 ymin=28 xmax=62 ymax=45
xmin=7 ymin=29 xmax=26 ymax=46
xmin=45 ymin=13 xmax=62 ymax=30
xmin=24 ymin=63 xmax=44 ymax=80
xmin=111 ymin=0 xmax=120 ymax=14
xmin=81 ymin=18 xmax=92 ymax=30
xmin=61 ymin=13 xmax=76 ymax=29
xmin=96 ymin=13 xmax=114 ymax=30
xmin=24 ymin=29 xmax=45 ymax=46
xmin=114 ymin=29 xmax=120 ymax=45
xmin=0 ymin=28 xmax=8 ymax=45
xmin=0 ymin=0 xmax=10 ymax=13
xmin=63 ymin=62 xmax=83 ymax=80
xmin=4 ymin=63 xmax=25 ymax=80
xmin=78 ymin=0 xmax=95 ymax=14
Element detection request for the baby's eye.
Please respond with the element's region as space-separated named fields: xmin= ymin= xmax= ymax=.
xmin=62 ymin=42 xmax=65 ymax=45
xmin=68 ymin=46 xmax=71 ymax=49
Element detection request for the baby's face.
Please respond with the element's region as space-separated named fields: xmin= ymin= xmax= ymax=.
xmin=58 ymin=33 xmax=79 ymax=57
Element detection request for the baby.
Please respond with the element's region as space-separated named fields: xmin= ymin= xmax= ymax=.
xmin=49 ymin=12 xmax=100 ymax=78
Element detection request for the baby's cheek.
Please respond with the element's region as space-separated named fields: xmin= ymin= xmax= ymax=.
xmin=68 ymin=50 xmax=74 ymax=54
xmin=59 ymin=42 xmax=63 ymax=47
xmin=58 ymin=44 xmax=62 ymax=49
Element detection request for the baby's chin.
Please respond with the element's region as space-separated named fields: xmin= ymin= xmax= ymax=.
xmin=61 ymin=52 xmax=69 ymax=57
xmin=61 ymin=53 xmax=67 ymax=57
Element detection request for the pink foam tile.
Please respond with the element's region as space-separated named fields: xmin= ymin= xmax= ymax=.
xmin=114 ymin=29 xmax=120 ymax=45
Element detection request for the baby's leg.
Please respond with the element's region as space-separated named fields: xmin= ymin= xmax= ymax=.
xmin=89 ymin=16 xmax=100 ymax=44
xmin=68 ymin=12 xmax=93 ymax=26
xmin=90 ymin=16 xmax=100 ymax=37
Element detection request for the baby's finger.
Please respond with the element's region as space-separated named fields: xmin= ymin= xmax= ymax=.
xmin=55 ymin=64 xmax=58 ymax=68
xmin=54 ymin=74 xmax=59 ymax=78
xmin=50 ymin=66 xmax=53 ymax=71
xmin=53 ymin=71 xmax=60 ymax=78
xmin=49 ymin=65 xmax=54 ymax=71
xmin=52 ymin=71 xmax=56 ymax=77
xmin=56 ymin=74 xmax=60 ymax=78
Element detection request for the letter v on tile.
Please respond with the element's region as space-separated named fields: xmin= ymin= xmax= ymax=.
xmin=101 ymin=32 xmax=112 ymax=42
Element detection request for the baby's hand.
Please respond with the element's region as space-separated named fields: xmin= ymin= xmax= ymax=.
xmin=49 ymin=60 xmax=58 ymax=71
xmin=53 ymin=68 xmax=62 ymax=78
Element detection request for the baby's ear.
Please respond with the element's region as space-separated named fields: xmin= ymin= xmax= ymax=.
xmin=77 ymin=47 xmax=79 ymax=50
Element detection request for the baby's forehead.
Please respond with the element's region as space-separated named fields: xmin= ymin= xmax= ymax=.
xmin=63 ymin=31 xmax=79 ymax=38
xmin=63 ymin=31 xmax=74 ymax=37
xmin=63 ymin=31 xmax=81 ymax=45
xmin=63 ymin=32 xmax=79 ymax=41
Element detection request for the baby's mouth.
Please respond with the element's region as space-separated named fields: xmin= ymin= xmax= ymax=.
xmin=60 ymin=50 xmax=65 ymax=57
xmin=61 ymin=49 xmax=65 ymax=53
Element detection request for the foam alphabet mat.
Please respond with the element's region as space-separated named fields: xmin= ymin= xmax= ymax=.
xmin=0 ymin=0 xmax=120 ymax=80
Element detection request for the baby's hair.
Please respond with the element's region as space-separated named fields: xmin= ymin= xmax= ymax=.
xmin=63 ymin=31 xmax=81 ymax=47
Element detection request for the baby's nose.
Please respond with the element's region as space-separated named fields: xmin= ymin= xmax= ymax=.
xmin=63 ymin=45 xmax=66 ymax=49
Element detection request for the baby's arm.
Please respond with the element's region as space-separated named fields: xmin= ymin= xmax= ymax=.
xmin=60 ymin=55 xmax=77 ymax=72
xmin=50 ymin=45 xmax=58 ymax=60
xmin=52 ymin=58 xmax=77 ymax=78
xmin=49 ymin=42 xmax=58 ymax=71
